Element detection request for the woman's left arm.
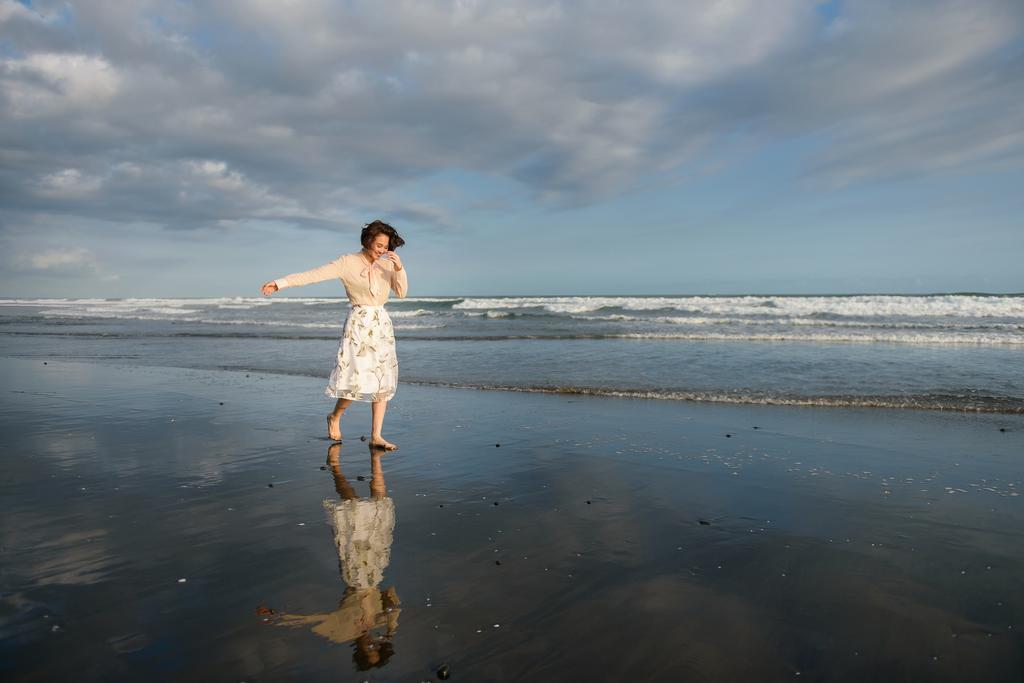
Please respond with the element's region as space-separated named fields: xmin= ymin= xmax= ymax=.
xmin=387 ymin=252 xmax=408 ymax=299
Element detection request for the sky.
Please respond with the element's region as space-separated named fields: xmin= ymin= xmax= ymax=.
xmin=1 ymin=0 xmax=1022 ymax=297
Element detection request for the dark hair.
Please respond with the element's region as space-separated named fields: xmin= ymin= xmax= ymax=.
xmin=352 ymin=633 xmax=395 ymax=670
xmin=360 ymin=220 xmax=405 ymax=251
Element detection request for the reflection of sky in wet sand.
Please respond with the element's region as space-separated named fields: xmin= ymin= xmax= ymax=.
xmin=18 ymin=528 xmax=115 ymax=587
xmin=418 ymin=481 xmax=1021 ymax=680
xmin=373 ymin=392 xmax=1023 ymax=680
xmin=457 ymin=563 xmax=1018 ymax=680
xmin=2 ymin=357 xmax=1022 ymax=681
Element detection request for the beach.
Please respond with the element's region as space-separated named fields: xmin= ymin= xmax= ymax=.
xmin=5 ymin=0 xmax=1023 ymax=679
xmin=2 ymin=355 xmax=1021 ymax=681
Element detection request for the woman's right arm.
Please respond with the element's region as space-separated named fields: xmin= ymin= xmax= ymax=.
xmin=261 ymin=256 xmax=344 ymax=296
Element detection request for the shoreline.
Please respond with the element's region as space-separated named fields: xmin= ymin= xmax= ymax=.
xmin=4 ymin=290 xmax=1024 ymax=300
xmin=401 ymin=379 xmax=1024 ymax=414
xmin=4 ymin=348 xmax=1023 ymax=415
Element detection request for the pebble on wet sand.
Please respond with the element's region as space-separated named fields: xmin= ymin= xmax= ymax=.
xmin=437 ymin=663 xmax=451 ymax=679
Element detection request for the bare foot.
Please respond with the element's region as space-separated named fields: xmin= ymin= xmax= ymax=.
xmin=369 ymin=437 xmax=397 ymax=451
xmin=327 ymin=414 xmax=342 ymax=441
xmin=327 ymin=443 xmax=341 ymax=463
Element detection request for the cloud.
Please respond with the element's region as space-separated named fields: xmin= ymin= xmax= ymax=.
xmin=10 ymin=245 xmax=117 ymax=281
xmin=0 ymin=0 xmax=1020 ymax=234
xmin=2 ymin=52 xmax=121 ymax=117
xmin=22 ymin=246 xmax=95 ymax=270
xmin=36 ymin=168 xmax=103 ymax=198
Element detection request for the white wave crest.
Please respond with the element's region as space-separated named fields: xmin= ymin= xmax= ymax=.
xmin=646 ymin=316 xmax=1023 ymax=330
xmin=461 ymin=310 xmax=515 ymax=318
xmin=455 ymin=297 xmax=607 ymax=314
xmin=611 ymin=331 xmax=1024 ymax=345
xmin=393 ymin=322 xmax=447 ymax=330
xmin=456 ymin=294 xmax=1024 ymax=319
xmin=45 ymin=305 xmax=201 ymax=317
xmin=37 ymin=309 xmax=340 ymax=329
xmin=387 ymin=308 xmax=433 ymax=318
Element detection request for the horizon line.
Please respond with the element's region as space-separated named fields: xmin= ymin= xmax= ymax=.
xmin=3 ymin=291 xmax=1023 ymax=301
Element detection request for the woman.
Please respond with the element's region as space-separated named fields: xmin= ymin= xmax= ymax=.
xmin=261 ymin=220 xmax=408 ymax=450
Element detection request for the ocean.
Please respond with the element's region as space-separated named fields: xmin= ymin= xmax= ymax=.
xmin=1 ymin=293 xmax=1022 ymax=413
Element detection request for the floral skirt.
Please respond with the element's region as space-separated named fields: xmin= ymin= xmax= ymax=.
xmin=323 ymin=496 xmax=395 ymax=590
xmin=325 ymin=305 xmax=398 ymax=402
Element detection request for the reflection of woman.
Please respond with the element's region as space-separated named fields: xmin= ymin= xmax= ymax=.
xmin=276 ymin=445 xmax=400 ymax=670
xmin=261 ymin=221 xmax=408 ymax=450
xmin=327 ymin=445 xmax=395 ymax=591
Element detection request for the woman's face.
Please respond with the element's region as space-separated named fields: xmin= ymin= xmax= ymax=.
xmin=366 ymin=234 xmax=390 ymax=259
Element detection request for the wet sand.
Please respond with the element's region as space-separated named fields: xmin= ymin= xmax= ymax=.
xmin=1 ymin=356 xmax=1022 ymax=681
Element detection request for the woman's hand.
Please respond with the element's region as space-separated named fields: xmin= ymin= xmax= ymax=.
xmin=261 ymin=281 xmax=279 ymax=296
xmin=384 ymin=251 xmax=403 ymax=271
